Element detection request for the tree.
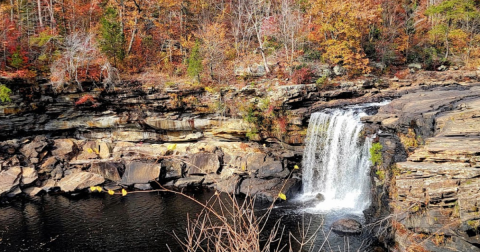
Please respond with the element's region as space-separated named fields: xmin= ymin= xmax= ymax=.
xmin=426 ymin=0 xmax=480 ymax=60
xmin=99 ymin=6 xmax=125 ymax=65
xmin=196 ymin=22 xmax=231 ymax=82
xmin=307 ymin=0 xmax=382 ymax=75
xmin=187 ymin=40 xmax=202 ymax=81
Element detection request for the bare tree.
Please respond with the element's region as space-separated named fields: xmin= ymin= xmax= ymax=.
xmin=278 ymin=0 xmax=304 ymax=64
xmin=50 ymin=32 xmax=118 ymax=91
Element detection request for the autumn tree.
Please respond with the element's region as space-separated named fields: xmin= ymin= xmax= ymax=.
xmin=196 ymin=22 xmax=231 ymax=82
xmin=307 ymin=0 xmax=382 ymax=75
xmin=426 ymin=0 xmax=480 ymax=62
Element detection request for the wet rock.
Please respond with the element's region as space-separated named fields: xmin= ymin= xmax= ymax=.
xmin=57 ymin=172 xmax=105 ymax=192
xmin=134 ymin=183 xmax=152 ymax=190
xmin=120 ymin=161 xmax=161 ymax=185
xmin=89 ymin=161 xmax=122 ymax=181
xmin=0 ymin=166 xmax=22 ymax=196
xmin=174 ymin=176 xmax=205 ymax=188
xmin=23 ymin=187 xmax=43 ymax=197
xmin=255 ymin=178 xmax=302 ymax=202
xmin=316 ymin=193 xmax=325 ymax=201
xmin=331 ymin=219 xmax=362 ymax=235
xmin=7 ymin=187 xmax=22 ymax=197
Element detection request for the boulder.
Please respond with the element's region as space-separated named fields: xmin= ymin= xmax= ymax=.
xmin=0 ymin=166 xmax=22 ymax=196
xmin=120 ymin=161 xmax=161 ymax=185
xmin=89 ymin=161 xmax=123 ymax=181
xmin=331 ymin=219 xmax=362 ymax=235
xmin=161 ymin=159 xmax=185 ymax=179
xmin=257 ymin=158 xmax=288 ymax=179
xmin=57 ymin=172 xmax=105 ymax=192
xmin=239 ymin=178 xmax=281 ymax=196
xmin=51 ymin=165 xmax=64 ymax=180
xmin=187 ymin=153 xmax=221 ymax=174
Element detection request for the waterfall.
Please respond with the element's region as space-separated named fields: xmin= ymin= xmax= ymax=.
xmin=302 ymin=108 xmax=373 ymax=212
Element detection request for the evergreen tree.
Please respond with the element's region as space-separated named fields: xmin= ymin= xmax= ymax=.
xmin=187 ymin=41 xmax=202 ymax=81
xmin=99 ymin=7 xmax=125 ymax=65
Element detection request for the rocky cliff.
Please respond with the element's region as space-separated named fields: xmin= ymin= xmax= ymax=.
xmin=1 ymin=70 xmax=480 ymax=251
xmin=363 ymin=73 xmax=480 ymax=251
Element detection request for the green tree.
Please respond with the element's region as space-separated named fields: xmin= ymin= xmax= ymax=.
xmin=187 ymin=40 xmax=202 ymax=81
xmin=99 ymin=7 xmax=125 ymax=65
xmin=426 ymin=0 xmax=480 ymax=59
xmin=10 ymin=47 xmax=24 ymax=69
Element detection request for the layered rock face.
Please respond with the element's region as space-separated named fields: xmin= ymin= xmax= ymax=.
xmin=364 ymin=83 xmax=480 ymax=251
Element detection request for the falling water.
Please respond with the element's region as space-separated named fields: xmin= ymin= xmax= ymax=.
xmin=301 ymin=107 xmax=373 ymax=212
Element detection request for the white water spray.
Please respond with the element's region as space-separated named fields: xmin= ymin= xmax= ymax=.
xmin=301 ymin=107 xmax=375 ymax=212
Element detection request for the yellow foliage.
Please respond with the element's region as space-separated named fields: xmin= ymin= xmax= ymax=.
xmin=95 ymin=186 xmax=102 ymax=192
xmin=278 ymin=193 xmax=287 ymax=201
xmin=90 ymin=186 xmax=96 ymax=192
xmin=122 ymin=188 xmax=128 ymax=196
xmin=294 ymin=165 xmax=299 ymax=170
xmin=108 ymin=190 xmax=115 ymax=195
xmin=167 ymin=144 xmax=177 ymax=151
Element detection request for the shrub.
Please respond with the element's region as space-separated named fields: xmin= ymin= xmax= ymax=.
xmin=291 ymin=67 xmax=314 ymax=84
xmin=0 ymin=84 xmax=12 ymax=103
xmin=370 ymin=142 xmax=383 ymax=166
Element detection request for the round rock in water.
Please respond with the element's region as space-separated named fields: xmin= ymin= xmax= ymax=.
xmin=331 ymin=219 xmax=362 ymax=235
xmin=315 ymin=193 xmax=325 ymax=202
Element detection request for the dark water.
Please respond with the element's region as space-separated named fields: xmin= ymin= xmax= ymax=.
xmin=0 ymin=191 xmax=376 ymax=252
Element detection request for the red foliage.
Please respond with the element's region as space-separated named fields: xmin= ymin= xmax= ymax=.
xmin=291 ymin=67 xmax=314 ymax=84
xmin=394 ymin=69 xmax=409 ymax=79
xmin=276 ymin=116 xmax=288 ymax=134
xmin=75 ymin=94 xmax=96 ymax=106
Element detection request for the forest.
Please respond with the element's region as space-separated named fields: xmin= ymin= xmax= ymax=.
xmin=1 ymin=0 xmax=480 ymax=89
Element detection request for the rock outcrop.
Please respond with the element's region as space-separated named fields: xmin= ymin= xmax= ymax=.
xmin=363 ymin=84 xmax=480 ymax=251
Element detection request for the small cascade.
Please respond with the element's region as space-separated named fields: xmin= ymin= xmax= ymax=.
xmin=302 ymin=108 xmax=373 ymax=212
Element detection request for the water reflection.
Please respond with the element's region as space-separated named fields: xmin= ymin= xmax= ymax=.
xmin=0 ymin=191 xmax=375 ymax=252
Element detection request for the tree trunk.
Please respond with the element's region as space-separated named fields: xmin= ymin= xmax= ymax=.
xmin=37 ymin=0 xmax=44 ymax=29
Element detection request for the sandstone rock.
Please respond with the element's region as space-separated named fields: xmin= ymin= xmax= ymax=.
xmin=40 ymin=156 xmax=58 ymax=173
xmin=57 ymin=172 xmax=105 ymax=192
xmin=408 ymin=63 xmax=422 ymax=70
xmin=255 ymin=178 xmax=302 ymax=202
xmin=160 ymin=159 xmax=185 ymax=179
xmin=0 ymin=166 xmax=22 ymax=196
xmin=331 ymin=219 xmax=362 ymax=235
xmin=52 ymin=139 xmax=76 ymax=160
xmin=187 ymin=153 xmax=221 ymax=175
xmin=21 ymin=167 xmax=38 ymax=185
xmin=120 ymin=161 xmax=161 ymax=185
xmin=23 ymin=187 xmax=43 ymax=197
xmin=134 ymin=183 xmax=152 ymax=190
xmin=51 ymin=165 xmax=64 ymax=180
xmin=7 ymin=186 xmax=22 ymax=197
xmin=89 ymin=161 xmax=123 ymax=181
xmin=97 ymin=141 xmax=110 ymax=159
xmin=174 ymin=176 xmax=205 ymax=188
xmin=20 ymin=136 xmax=49 ymax=159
